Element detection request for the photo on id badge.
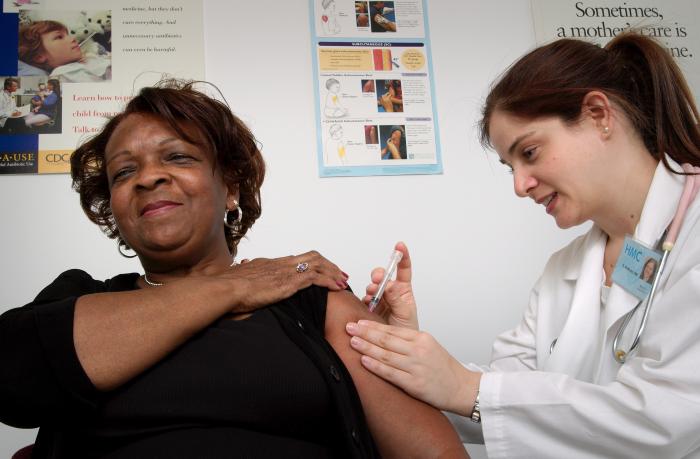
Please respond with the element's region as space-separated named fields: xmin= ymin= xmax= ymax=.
xmin=611 ymin=236 xmax=662 ymax=300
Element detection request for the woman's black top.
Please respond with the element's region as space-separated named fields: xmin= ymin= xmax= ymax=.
xmin=0 ymin=269 xmax=379 ymax=458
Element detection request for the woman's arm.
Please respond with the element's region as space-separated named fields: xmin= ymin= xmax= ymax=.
xmin=373 ymin=14 xmax=397 ymax=32
xmin=42 ymin=92 xmax=57 ymax=108
xmin=1 ymin=254 xmax=347 ymax=426
xmin=385 ymin=140 xmax=402 ymax=159
xmin=74 ymin=252 xmax=346 ymax=391
xmin=325 ymin=290 xmax=469 ymax=458
xmin=0 ymin=252 xmax=346 ymax=404
xmin=74 ymin=277 xmax=232 ymax=392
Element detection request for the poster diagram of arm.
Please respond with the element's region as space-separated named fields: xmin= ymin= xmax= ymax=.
xmin=324 ymin=123 xmax=347 ymax=165
xmin=320 ymin=0 xmax=341 ymax=35
xmin=323 ymin=78 xmax=348 ymax=117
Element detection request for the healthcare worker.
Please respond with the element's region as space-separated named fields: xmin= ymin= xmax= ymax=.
xmin=346 ymin=31 xmax=700 ymax=458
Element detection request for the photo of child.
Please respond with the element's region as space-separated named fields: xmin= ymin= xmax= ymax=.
xmin=23 ymin=78 xmax=62 ymax=133
xmin=17 ymin=10 xmax=112 ymax=83
xmin=0 ymin=76 xmax=62 ymax=135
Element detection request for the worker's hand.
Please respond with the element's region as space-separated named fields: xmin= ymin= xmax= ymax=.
xmin=363 ymin=241 xmax=418 ymax=330
xmin=380 ymin=93 xmax=394 ymax=112
xmin=345 ymin=320 xmax=480 ymax=416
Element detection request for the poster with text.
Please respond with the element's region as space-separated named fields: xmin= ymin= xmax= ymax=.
xmin=530 ymin=0 xmax=699 ymax=105
xmin=310 ymin=0 xmax=442 ymax=177
xmin=0 ymin=0 xmax=204 ymax=175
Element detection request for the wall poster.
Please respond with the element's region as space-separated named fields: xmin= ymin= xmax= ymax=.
xmin=310 ymin=0 xmax=442 ymax=177
xmin=530 ymin=0 xmax=699 ymax=105
xmin=0 ymin=0 xmax=204 ymax=175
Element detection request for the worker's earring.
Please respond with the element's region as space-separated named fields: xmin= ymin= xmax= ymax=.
xmin=602 ymin=126 xmax=610 ymax=134
xmin=224 ymin=200 xmax=243 ymax=230
xmin=117 ymin=237 xmax=137 ymax=258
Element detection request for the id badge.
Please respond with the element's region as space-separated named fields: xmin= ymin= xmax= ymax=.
xmin=611 ymin=235 xmax=662 ymax=301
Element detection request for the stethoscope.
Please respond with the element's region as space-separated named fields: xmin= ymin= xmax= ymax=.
xmin=549 ymin=163 xmax=700 ymax=364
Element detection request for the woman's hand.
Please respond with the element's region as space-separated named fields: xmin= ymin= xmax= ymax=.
xmin=224 ymin=250 xmax=349 ymax=313
xmin=345 ymin=320 xmax=481 ymax=416
xmin=363 ymin=242 xmax=418 ymax=330
xmin=379 ymin=93 xmax=394 ymax=112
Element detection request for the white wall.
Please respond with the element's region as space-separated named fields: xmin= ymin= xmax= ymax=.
xmin=0 ymin=1 xmax=588 ymax=456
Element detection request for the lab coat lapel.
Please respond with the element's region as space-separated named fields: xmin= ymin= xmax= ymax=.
xmin=600 ymin=284 xmax=638 ymax=347
xmin=601 ymin=158 xmax=683 ymax=334
xmin=543 ymin=228 xmax=606 ymax=381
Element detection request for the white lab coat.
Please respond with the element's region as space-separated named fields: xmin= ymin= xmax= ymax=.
xmin=0 ymin=89 xmax=18 ymax=128
xmin=450 ymin=157 xmax=700 ymax=458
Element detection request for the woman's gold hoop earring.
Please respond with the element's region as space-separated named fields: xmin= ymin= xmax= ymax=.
xmin=117 ymin=238 xmax=138 ymax=258
xmin=224 ymin=200 xmax=243 ymax=230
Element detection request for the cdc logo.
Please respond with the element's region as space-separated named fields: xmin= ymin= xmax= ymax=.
xmin=45 ymin=153 xmax=70 ymax=163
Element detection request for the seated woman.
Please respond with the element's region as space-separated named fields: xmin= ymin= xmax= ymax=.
xmin=0 ymin=79 xmax=466 ymax=458
xmin=24 ymin=79 xmax=60 ymax=128
xmin=18 ymin=20 xmax=110 ymax=83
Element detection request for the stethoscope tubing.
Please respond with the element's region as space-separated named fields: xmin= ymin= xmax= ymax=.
xmin=612 ymin=248 xmax=669 ymax=363
xmin=611 ymin=164 xmax=698 ymax=363
xmin=549 ymin=164 xmax=699 ymax=364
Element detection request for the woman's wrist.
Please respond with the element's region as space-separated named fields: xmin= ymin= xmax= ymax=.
xmin=450 ymin=367 xmax=482 ymax=417
xmin=204 ymin=275 xmax=248 ymax=313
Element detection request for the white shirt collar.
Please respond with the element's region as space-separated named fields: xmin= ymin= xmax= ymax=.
xmin=634 ymin=155 xmax=685 ymax=248
xmin=561 ymin=155 xmax=684 ymax=281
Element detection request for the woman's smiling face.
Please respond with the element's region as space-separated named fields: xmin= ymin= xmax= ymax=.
xmin=105 ymin=113 xmax=235 ymax=262
xmin=488 ymin=109 xmax=610 ymax=230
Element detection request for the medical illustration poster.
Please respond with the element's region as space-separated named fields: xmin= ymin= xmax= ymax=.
xmin=530 ymin=0 xmax=700 ymax=105
xmin=0 ymin=0 xmax=203 ymax=175
xmin=310 ymin=0 xmax=442 ymax=177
